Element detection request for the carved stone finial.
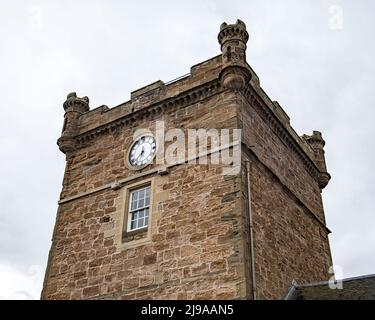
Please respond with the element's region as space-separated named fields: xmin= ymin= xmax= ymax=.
xmin=236 ymin=19 xmax=246 ymax=28
xmin=220 ymin=22 xmax=228 ymax=30
xmin=82 ymin=96 xmax=90 ymax=104
xmin=67 ymin=92 xmax=77 ymax=99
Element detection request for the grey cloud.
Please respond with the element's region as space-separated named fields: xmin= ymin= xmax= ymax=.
xmin=0 ymin=0 xmax=374 ymax=297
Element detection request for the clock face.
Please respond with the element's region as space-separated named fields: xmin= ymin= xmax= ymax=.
xmin=129 ymin=136 xmax=157 ymax=167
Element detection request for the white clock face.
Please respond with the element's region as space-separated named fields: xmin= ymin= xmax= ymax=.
xmin=129 ymin=136 xmax=157 ymax=167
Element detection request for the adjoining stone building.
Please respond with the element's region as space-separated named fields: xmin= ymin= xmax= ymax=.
xmin=42 ymin=20 xmax=334 ymax=300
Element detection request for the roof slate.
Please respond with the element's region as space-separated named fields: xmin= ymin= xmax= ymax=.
xmin=286 ymin=274 xmax=375 ymax=300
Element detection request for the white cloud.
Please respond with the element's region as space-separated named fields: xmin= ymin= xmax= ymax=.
xmin=0 ymin=263 xmax=43 ymax=300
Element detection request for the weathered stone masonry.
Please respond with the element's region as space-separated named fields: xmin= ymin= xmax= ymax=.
xmin=42 ymin=20 xmax=332 ymax=300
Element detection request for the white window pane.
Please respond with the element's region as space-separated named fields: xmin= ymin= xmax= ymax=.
xmin=132 ymin=211 xmax=138 ymax=220
xmin=131 ymin=200 xmax=137 ymax=210
xmin=131 ymin=219 xmax=137 ymax=230
xmin=128 ymin=186 xmax=151 ymax=231
xmin=132 ymin=191 xmax=139 ymax=202
xmin=145 ymin=192 xmax=150 ymax=206
xmin=138 ymin=218 xmax=144 ymax=228
xmin=145 ymin=187 xmax=150 ymax=200
xmin=138 ymin=198 xmax=145 ymax=208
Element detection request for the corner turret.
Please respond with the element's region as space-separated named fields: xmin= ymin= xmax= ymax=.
xmin=57 ymin=92 xmax=90 ymax=154
xmin=303 ymin=131 xmax=331 ymax=190
xmin=218 ymin=19 xmax=251 ymax=90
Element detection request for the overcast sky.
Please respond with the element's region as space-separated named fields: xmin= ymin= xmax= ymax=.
xmin=0 ymin=0 xmax=374 ymax=299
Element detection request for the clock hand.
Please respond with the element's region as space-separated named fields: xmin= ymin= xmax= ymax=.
xmin=137 ymin=145 xmax=145 ymax=161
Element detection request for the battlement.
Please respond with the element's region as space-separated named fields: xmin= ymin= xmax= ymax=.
xmin=58 ymin=20 xmax=330 ymax=190
xmin=77 ymin=54 xmax=223 ymax=134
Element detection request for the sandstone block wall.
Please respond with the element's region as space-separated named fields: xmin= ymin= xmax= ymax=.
xmin=42 ymin=79 xmax=252 ymax=300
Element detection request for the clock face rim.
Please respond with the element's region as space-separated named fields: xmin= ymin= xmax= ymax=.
xmin=127 ymin=135 xmax=157 ymax=169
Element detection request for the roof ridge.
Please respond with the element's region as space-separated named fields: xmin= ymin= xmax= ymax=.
xmin=297 ymin=273 xmax=375 ymax=289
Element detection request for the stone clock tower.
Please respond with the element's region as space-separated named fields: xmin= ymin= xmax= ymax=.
xmin=42 ymin=20 xmax=333 ymax=300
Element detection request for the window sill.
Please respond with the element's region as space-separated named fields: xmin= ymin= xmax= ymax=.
xmin=122 ymin=227 xmax=148 ymax=243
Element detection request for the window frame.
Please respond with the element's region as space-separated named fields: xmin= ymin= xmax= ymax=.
xmin=126 ymin=185 xmax=151 ymax=232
